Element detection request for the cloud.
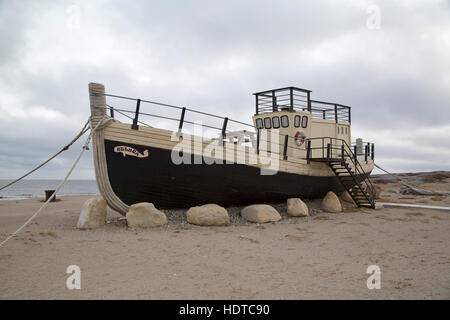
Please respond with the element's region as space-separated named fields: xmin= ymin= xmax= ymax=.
xmin=0 ymin=0 xmax=449 ymax=180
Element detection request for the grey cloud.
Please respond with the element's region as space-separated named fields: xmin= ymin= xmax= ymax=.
xmin=0 ymin=0 xmax=449 ymax=179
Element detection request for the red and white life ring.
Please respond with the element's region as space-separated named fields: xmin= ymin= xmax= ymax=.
xmin=295 ymin=131 xmax=306 ymax=146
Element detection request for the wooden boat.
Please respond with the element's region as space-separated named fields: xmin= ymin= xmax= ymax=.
xmin=88 ymin=83 xmax=376 ymax=215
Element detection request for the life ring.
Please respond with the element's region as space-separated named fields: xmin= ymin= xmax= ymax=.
xmin=295 ymin=131 xmax=306 ymax=146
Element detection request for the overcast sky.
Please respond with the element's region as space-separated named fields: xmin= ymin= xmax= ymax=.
xmin=0 ymin=0 xmax=449 ymax=180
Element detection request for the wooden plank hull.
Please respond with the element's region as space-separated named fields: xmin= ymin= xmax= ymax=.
xmin=103 ymin=138 xmax=369 ymax=209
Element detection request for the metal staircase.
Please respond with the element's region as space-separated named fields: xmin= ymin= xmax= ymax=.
xmin=306 ymin=137 xmax=376 ymax=208
xmin=329 ymin=159 xmax=375 ymax=208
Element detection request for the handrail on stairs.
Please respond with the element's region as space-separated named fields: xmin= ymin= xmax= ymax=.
xmin=306 ymin=137 xmax=376 ymax=207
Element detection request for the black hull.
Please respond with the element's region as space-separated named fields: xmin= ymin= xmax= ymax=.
xmin=104 ymin=139 xmax=367 ymax=209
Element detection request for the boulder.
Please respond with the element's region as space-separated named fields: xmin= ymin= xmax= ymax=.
xmin=126 ymin=202 xmax=167 ymax=228
xmin=286 ymin=198 xmax=309 ymax=217
xmin=341 ymin=191 xmax=355 ymax=204
xmin=77 ymin=197 xmax=107 ymax=229
xmin=186 ymin=204 xmax=230 ymax=226
xmin=321 ymin=191 xmax=343 ymax=213
xmin=241 ymin=204 xmax=281 ymax=223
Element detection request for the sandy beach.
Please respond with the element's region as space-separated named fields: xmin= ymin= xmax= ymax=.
xmin=0 ymin=172 xmax=449 ymax=299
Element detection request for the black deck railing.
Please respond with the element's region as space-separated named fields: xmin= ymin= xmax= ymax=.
xmin=306 ymin=137 xmax=375 ymax=162
xmin=254 ymin=87 xmax=351 ymax=123
xmin=351 ymin=140 xmax=375 ymax=162
xmin=96 ymin=92 xmax=365 ymax=163
xmin=102 ymin=107 xmax=305 ymax=156
xmin=310 ymin=100 xmax=351 ymax=123
xmin=100 ymin=93 xmax=309 ymax=157
xmin=254 ymin=87 xmax=311 ymax=114
xmin=102 ymin=93 xmax=254 ymax=133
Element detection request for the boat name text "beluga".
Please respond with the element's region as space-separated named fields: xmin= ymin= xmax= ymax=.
xmin=114 ymin=146 xmax=149 ymax=158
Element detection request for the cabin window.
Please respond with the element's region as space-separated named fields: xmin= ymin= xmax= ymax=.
xmin=281 ymin=115 xmax=289 ymax=128
xmin=256 ymin=118 xmax=263 ymax=129
xmin=272 ymin=116 xmax=280 ymax=129
xmin=294 ymin=115 xmax=301 ymax=128
xmin=345 ymin=127 xmax=348 ymax=135
xmin=301 ymin=116 xmax=308 ymax=128
xmin=264 ymin=117 xmax=272 ymax=129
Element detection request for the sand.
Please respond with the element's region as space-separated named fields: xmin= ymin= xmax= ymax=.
xmin=0 ymin=172 xmax=449 ymax=299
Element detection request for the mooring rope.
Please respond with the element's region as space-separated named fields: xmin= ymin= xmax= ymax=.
xmin=374 ymin=163 xmax=418 ymax=187
xmin=0 ymin=116 xmax=107 ymax=248
xmin=0 ymin=120 xmax=90 ymax=192
xmin=374 ymin=163 xmax=450 ymax=195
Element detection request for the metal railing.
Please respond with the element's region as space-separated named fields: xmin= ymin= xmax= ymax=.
xmin=102 ymin=92 xmax=254 ymax=135
xmin=254 ymin=87 xmax=311 ymax=114
xmin=253 ymin=87 xmax=351 ymax=123
xmin=351 ymin=141 xmax=375 ymax=162
xmin=96 ymin=92 xmax=367 ymax=165
xmin=305 ymin=137 xmax=376 ymax=201
xmin=99 ymin=93 xmax=311 ymax=158
xmin=310 ymin=100 xmax=351 ymax=123
xmin=305 ymin=137 xmax=338 ymax=160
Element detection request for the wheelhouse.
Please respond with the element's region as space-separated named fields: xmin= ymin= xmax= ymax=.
xmin=252 ymin=87 xmax=352 ymax=159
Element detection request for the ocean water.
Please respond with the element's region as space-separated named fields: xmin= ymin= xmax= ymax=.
xmin=0 ymin=179 xmax=99 ymax=200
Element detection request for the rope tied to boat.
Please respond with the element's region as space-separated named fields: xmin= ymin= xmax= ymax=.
xmin=0 ymin=120 xmax=90 ymax=192
xmin=0 ymin=115 xmax=108 ymax=248
xmin=94 ymin=117 xmax=115 ymax=130
xmin=374 ymin=163 xmax=450 ymax=196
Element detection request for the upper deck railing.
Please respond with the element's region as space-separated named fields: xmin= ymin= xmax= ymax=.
xmin=254 ymin=87 xmax=311 ymax=114
xmin=92 ymin=89 xmax=362 ymax=162
xmin=253 ymin=87 xmax=351 ymax=123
